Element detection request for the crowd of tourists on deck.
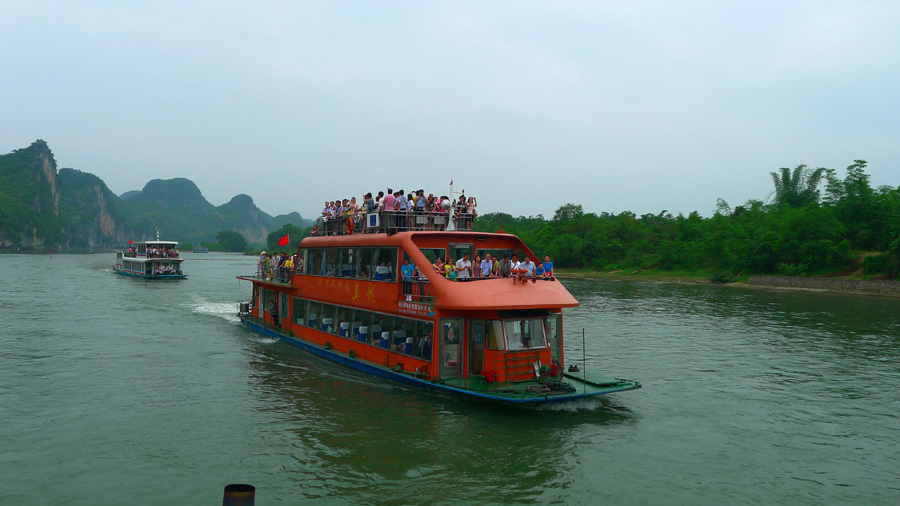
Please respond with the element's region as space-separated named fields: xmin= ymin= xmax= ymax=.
xmin=154 ymin=264 xmax=182 ymax=276
xmin=314 ymin=188 xmax=478 ymax=236
xmin=123 ymin=245 xmax=179 ymax=258
xmin=257 ymin=251 xmax=300 ymax=283
xmin=429 ymin=254 xmax=555 ymax=284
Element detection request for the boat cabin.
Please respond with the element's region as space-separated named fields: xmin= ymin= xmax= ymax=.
xmin=243 ymin=231 xmax=576 ymax=384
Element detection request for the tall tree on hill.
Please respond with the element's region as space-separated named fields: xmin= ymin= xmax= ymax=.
xmin=770 ymin=165 xmax=826 ymax=207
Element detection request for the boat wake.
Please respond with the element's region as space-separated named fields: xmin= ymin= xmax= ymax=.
xmin=534 ymin=397 xmax=607 ymax=412
xmin=183 ymin=299 xmax=240 ymax=323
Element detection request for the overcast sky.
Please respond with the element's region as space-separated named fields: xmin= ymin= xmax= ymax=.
xmin=3 ymin=1 xmax=899 ymax=220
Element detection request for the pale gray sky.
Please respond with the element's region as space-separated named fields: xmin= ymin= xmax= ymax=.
xmin=3 ymin=1 xmax=899 ymax=220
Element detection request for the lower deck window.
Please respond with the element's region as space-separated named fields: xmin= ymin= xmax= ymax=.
xmin=292 ymin=297 xmax=432 ymax=361
xmin=484 ymin=318 xmax=548 ymax=351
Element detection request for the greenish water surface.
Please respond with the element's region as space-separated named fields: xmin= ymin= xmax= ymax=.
xmin=1 ymin=254 xmax=898 ymax=504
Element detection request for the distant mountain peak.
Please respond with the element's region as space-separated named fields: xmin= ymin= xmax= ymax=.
xmin=226 ymin=194 xmax=256 ymax=207
xmin=140 ymin=178 xmax=205 ymax=203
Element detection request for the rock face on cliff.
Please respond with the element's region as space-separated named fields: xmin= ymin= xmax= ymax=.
xmin=58 ymin=168 xmax=129 ymax=250
xmin=0 ymin=140 xmax=312 ymax=252
xmin=0 ymin=140 xmax=62 ymax=248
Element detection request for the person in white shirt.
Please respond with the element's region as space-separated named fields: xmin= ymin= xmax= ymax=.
xmin=455 ymin=253 xmax=472 ymax=280
xmin=480 ymin=253 xmax=494 ymax=278
xmin=516 ymin=256 xmax=536 ymax=284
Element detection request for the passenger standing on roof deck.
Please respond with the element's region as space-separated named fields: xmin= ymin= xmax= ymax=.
xmin=401 ymin=257 xmax=415 ymax=301
xmin=406 ymin=190 xmax=416 ymax=229
xmin=417 ymin=191 xmax=428 ymax=229
xmin=396 ymin=190 xmax=408 ymax=231
xmin=481 ymin=253 xmax=494 ymax=278
xmin=427 ymin=193 xmax=438 ymax=230
xmin=455 ymin=253 xmax=472 ymax=280
xmin=383 ymin=189 xmax=396 ymax=232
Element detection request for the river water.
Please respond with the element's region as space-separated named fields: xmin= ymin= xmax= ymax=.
xmin=1 ymin=253 xmax=898 ymax=504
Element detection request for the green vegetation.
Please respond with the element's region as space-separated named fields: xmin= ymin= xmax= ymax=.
xmin=0 ymin=140 xmax=61 ymax=246
xmin=475 ymin=161 xmax=900 ymax=280
xmin=266 ymin=223 xmax=311 ymax=253
xmin=206 ymin=230 xmax=248 ymax=252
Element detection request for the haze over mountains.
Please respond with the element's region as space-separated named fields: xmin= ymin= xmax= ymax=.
xmin=0 ymin=140 xmax=312 ymax=252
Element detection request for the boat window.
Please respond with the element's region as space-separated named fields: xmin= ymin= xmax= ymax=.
xmin=449 ymin=243 xmax=473 ymax=266
xmin=485 ymin=320 xmax=505 ymax=350
xmin=293 ymin=298 xmax=306 ymax=325
xmin=333 ymin=306 xmax=351 ymax=336
xmin=338 ymin=248 xmax=355 ymax=278
xmin=280 ymin=293 xmax=290 ymax=326
xmin=372 ymin=247 xmax=396 ymax=281
xmin=439 ymin=319 xmax=462 ymax=377
xmin=307 ymin=248 xmax=322 ymax=275
xmin=349 ymin=309 xmax=367 ymax=341
xmin=306 ymin=301 xmax=321 ymax=329
xmin=503 ymin=318 xmax=547 ymax=350
xmin=297 ymin=249 xmax=308 ymax=275
xmin=469 ymin=320 xmax=485 ymax=374
xmin=418 ymin=247 xmax=445 ymax=264
xmin=356 ymin=248 xmax=373 ymax=279
xmin=477 ymin=249 xmax=515 ymax=264
xmin=324 ymin=249 xmax=337 ymax=276
xmin=545 ymin=314 xmax=562 ymax=364
xmin=289 ymin=297 xmax=432 ymax=362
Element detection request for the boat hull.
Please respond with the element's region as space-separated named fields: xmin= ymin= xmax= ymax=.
xmin=114 ymin=269 xmax=187 ymax=280
xmin=239 ymin=316 xmax=641 ymax=404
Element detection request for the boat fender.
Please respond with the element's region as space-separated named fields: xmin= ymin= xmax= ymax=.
xmin=324 ymin=342 xmax=332 ymax=350
xmin=348 ymin=349 xmax=355 ymax=359
xmin=393 ymin=362 xmax=404 ymax=372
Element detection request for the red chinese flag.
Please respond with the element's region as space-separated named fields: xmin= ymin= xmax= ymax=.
xmin=278 ymin=234 xmax=290 ymax=246
xmin=128 ymin=240 xmax=132 ymax=244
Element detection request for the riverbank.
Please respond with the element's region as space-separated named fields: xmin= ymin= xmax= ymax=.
xmin=556 ymin=268 xmax=900 ymax=298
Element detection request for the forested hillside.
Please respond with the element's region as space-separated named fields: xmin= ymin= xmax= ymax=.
xmin=474 ymin=161 xmax=900 ymax=279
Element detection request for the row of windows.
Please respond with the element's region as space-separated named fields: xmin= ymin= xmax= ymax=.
xmin=301 ymin=247 xmax=399 ymax=281
xmin=298 ymin=245 xmax=530 ymax=283
xmin=292 ymin=297 xmax=433 ymax=361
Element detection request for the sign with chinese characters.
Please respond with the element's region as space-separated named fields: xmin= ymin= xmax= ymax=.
xmin=398 ymin=301 xmax=431 ymax=317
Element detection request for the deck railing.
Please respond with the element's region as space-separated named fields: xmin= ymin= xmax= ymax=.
xmin=316 ymin=210 xmax=473 ymax=236
xmin=250 ymin=266 xmax=294 ymax=284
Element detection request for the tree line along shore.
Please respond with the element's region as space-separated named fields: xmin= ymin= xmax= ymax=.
xmin=249 ymin=160 xmax=898 ymax=292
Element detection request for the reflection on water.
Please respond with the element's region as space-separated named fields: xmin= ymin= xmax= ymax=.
xmin=244 ymin=338 xmax=636 ymax=503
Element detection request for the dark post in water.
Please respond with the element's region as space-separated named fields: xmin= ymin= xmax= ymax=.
xmin=223 ymin=484 xmax=255 ymax=506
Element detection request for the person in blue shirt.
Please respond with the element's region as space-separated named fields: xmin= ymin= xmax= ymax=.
xmin=542 ymin=255 xmax=554 ymax=280
xmin=401 ymin=257 xmax=416 ymax=301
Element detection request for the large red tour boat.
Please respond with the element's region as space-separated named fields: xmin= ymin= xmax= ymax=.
xmin=237 ymin=214 xmax=640 ymax=404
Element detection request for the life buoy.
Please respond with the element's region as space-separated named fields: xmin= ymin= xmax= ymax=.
xmin=346 ymin=218 xmax=354 ymax=235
